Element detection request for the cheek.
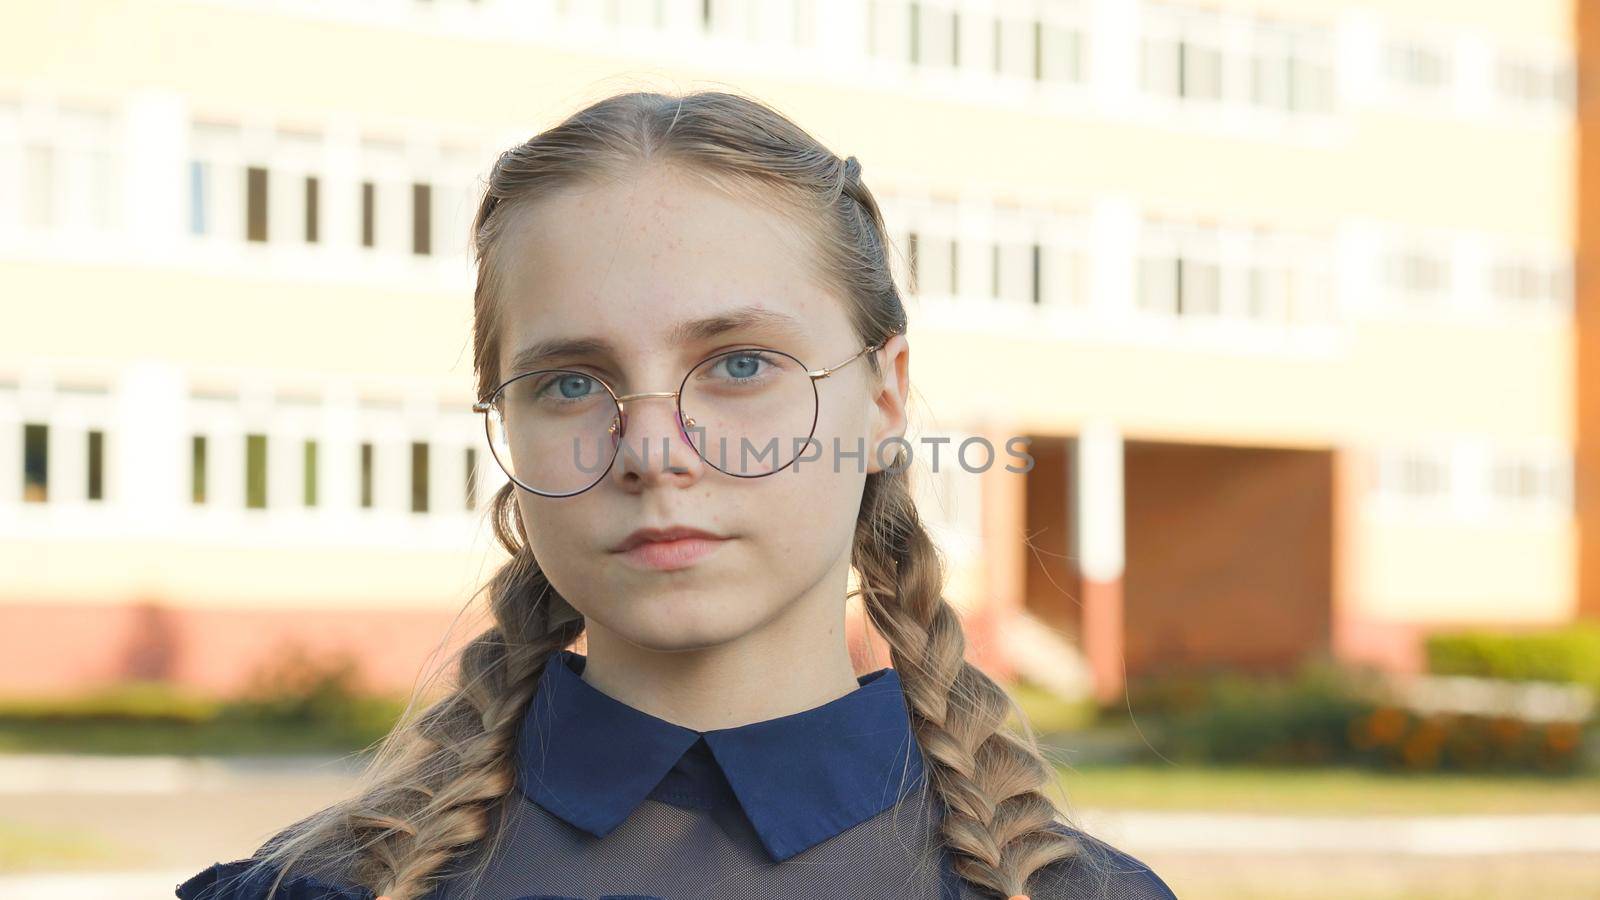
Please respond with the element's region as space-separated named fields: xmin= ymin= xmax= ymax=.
xmin=751 ymin=455 xmax=866 ymax=561
xmin=515 ymin=498 xmax=592 ymax=585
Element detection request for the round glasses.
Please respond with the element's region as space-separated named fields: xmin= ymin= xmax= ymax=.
xmin=471 ymin=331 xmax=898 ymax=498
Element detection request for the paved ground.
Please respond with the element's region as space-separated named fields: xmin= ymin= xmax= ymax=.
xmin=2 ymin=755 xmax=1597 ymax=899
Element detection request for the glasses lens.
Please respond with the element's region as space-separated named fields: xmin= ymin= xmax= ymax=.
xmin=681 ymin=349 xmax=818 ymax=476
xmin=487 ymin=370 xmax=619 ymax=495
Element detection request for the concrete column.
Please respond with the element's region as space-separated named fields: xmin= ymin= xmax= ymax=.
xmin=121 ymin=90 xmax=186 ymax=260
xmin=1089 ymin=196 xmax=1138 ymax=323
xmin=1090 ymin=0 xmax=1139 ymax=114
xmin=977 ymin=425 xmax=1027 ymax=680
xmin=1074 ymin=418 xmax=1125 ymax=705
xmin=114 ymin=360 xmax=186 ymax=522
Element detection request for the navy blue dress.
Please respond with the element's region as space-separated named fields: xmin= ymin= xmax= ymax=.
xmin=177 ymin=649 xmax=1177 ymax=899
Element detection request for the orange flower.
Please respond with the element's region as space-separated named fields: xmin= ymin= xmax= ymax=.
xmin=1544 ymin=722 xmax=1581 ymax=754
xmin=1367 ymin=706 xmax=1409 ymax=744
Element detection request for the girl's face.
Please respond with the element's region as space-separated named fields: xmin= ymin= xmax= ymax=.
xmin=494 ymin=164 xmax=909 ymax=656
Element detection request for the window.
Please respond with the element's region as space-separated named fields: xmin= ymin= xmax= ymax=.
xmin=1492 ymin=257 xmax=1572 ymax=312
xmin=17 ymin=106 xmax=119 ymax=232
xmin=360 ymin=442 xmax=375 ymax=507
xmin=23 ymin=423 xmax=47 ymax=503
xmin=1247 ymin=265 xmax=1292 ymax=323
xmin=1038 ymin=241 xmax=1085 ymax=308
xmin=24 ymin=145 xmax=55 ymax=228
xmin=994 ymin=11 xmax=1031 ymax=79
xmin=245 ymin=433 xmax=268 ymax=508
xmin=906 ymin=232 xmax=920 ymax=292
xmin=1399 ymin=452 xmax=1447 ymax=497
xmin=411 ymin=441 xmax=429 ymax=513
xmin=303 ymin=439 xmax=319 ymax=507
xmin=1137 ymin=222 xmax=1230 ymax=317
xmin=304 ymin=176 xmax=320 ymax=243
xmin=1030 ymin=244 xmax=1041 ymax=304
xmin=245 ymin=167 xmax=268 ymax=242
xmin=1496 ymin=55 xmax=1575 ymax=111
xmin=361 ymin=181 xmax=376 ymax=248
xmin=910 ymin=2 xmax=958 ymax=69
xmin=1037 ymin=16 xmax=1086 ymax=84
xmin=1179 ymin=34 xmax=1223 ymax=101
xmin=910 ymin=233 xmax=957 ymax=297
xmin=1385 ymin=248 xmax=1450 ymax=303
xmin=189 ymin=161 xmax=209 ymax=235
xmin=1490 ymin=454 xmax=1572 ymax=511
xmin=191 ymin=435 xmax=207 ymax=504
xmin=1141 ymin=5 xmax=1223 ymax=103
xmin=1251 ymin=23 xmax=1334 ymax=113
xmin=1143 ymin=4 xmax=1333 ymax=115
xmin=1137 ymin=256 xmax=1179 ymax=315
xmin=87 ymin=430 xmax=104 ymax=501
xmin=412 ymin=183 xmax=432 ymax=255
xmin=993 ymin=239 xmax=1033 ymax=304
xmin=1139 ymin=220 xmax=1333 ymax=325
xmin=1384 ymin=39 xmax=1450 ymax=91
xmin=189 ymin=121 xmax=242 ymax=241
xmin=1372 ymin=449 xmax=1451 ymax=500
xmin=1179 ymin=257 xmax=1222 ymax=316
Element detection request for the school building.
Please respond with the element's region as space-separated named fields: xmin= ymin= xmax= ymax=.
xmin=1 ymin=0 xmax=1589 ymax=706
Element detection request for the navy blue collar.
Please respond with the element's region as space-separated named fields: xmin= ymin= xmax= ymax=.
xmin=515 ymin=649 xmax=927 ymax=863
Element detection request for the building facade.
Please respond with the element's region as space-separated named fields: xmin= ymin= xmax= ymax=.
xmin=1 ymin=0 xmax=1584 ymax=705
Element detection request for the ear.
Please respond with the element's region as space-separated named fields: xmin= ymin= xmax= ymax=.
xmin=865 ymin=332 xmax=911 ymax=475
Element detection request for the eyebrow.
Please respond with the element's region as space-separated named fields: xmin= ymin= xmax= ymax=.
xmin=505 ymin=306 xmax=809 ymax=376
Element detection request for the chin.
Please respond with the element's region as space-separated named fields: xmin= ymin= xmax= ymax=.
xmin=597 ymin=591 xmax=772 ymax=652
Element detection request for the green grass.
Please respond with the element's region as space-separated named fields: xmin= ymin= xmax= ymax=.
xmin=0 ymin=821 xmax=127 ymax=871
xmin=0 ymin=719 xmax=389 ymax=756
xmin=1054 ymin=761 xmax=1600 ymax=815
xmin=1006 ymin=679 xmax=1099 ymax=733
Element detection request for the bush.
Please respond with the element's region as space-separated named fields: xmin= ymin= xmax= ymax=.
xmin=1347 ymin=708 xmax=1589 ymax=774
xmin=1425 ymin=623 xmax=1600 ymax=693
xmin=1147 ymin=658 xmax=1381 ymax=766
xmin=0 ymin=682 xmax=219 ymax=725
xmin=1006 ymin=678 xmax=1099 ymax=734
xmin=0 ymin=644 xmax=406 ymax=755
xmin=216 ymin=644 xmax=406 ymax=740
xmin=1129 ymin=656 xmax=1594 ymax=774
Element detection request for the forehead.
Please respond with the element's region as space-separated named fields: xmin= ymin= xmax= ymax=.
xmin=495 ymin=165 xmax=846 ymax=361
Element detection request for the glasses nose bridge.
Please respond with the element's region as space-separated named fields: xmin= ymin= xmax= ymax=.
xmin=609 ymin=389 xmax=695 ymax=450
xmin=613 ymin=389 xmax=680 ymax=406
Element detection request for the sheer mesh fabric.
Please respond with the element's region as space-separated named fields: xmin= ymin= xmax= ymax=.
xmin=178 ymin=781 xmax=1177 ymax=899
xmin=177 ymin=649 xmax=1178 ymax=899
xmin=425 ymin=771 xmax=1177 ymax=900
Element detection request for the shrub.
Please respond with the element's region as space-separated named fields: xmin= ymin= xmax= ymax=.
xmin=1425 ymin=623 xmax=1600 ymax=693
xmin=1131 ymin=656 xmax=1593 ymax=774
xmin=1007 ymin=678 xmax=1099 ymax=734
xmin=0 ymin=682 xmax=219 ymax=725
xmin=217 ymin=643 xmax=404 ymax=739
xmin=1148 ymin=657 xmax=1381 ymax=766
xmin=0 ymin=644 xmax=406 ymax=754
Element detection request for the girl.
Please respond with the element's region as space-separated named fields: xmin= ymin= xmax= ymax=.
xmin=177 ymin=90 xmax=1177 ymax=900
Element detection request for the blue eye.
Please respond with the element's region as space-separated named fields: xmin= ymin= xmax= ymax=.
xmin=528 ymin=372 xmax=602 ymax=405
xmin=555 ymin=374 xmax=595 ymax=399
xmin=719 ymin=353 xmax=766 ymax=380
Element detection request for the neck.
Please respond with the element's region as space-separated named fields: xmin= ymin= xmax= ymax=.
xmin=576 ymin=558 xmax=863 ymax=733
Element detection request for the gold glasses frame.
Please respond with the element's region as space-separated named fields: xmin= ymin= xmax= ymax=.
xmin=471 ymin=326 xmax=902 ymax=497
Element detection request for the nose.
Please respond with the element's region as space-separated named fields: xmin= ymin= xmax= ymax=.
xmin=608 ymin=393 xmax=704 ymax=489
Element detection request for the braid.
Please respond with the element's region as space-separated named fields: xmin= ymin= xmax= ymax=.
xmin=853 ymin=462 xmax=1091 ymax=899
xmin=356 ymin=484 xmax=584 ymax=899
xmin=250 ymin=483 xmax=586 ymax=900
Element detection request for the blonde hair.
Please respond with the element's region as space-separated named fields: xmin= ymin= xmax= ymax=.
xmin=247 ymin=88 xmax=1112 ymax=900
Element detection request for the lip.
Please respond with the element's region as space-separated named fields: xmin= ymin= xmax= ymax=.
xmin=610 ymin=526 xmax=733 ymax=572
